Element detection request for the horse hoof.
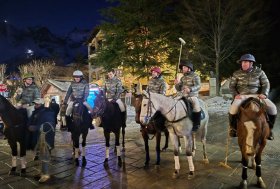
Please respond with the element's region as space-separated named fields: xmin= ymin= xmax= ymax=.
xmin=172 ymin=170 xmax=179 ymax=179
xmin=75 ymin=158 xmax=79 ymax=166
xmin=161 ymin=147 xmax=167 ymax=152
xmin=9 ymin=167 xmax=16 ymax=175
xmin=82 ymin=157 xmax=87 ymax=167
xmin=118 ymin=156 xmax=122 ymax=167
xmin=188 ymin=171 xmax=195 ymax=180
xmin=39 ymin=174 xmax=50 ymax=183
xmin=203 ymin=158 xmax=209 ymax=164
xmin=257 ymin=177 xmax=266 ymax=188
xmin=103 ymin=158 xmax=109 ymax=168
xmin=20 ymin=168 xmax=26 ymax=177
xmin=154 ymin=164 xmax=160 ymax=169
xmin=239 ymin=180 xmax=248 ymax=189
xmin=33 ymin=155 xmax=39 ymax=161
xmin=121 ymin=147 xmax=125 ymax=152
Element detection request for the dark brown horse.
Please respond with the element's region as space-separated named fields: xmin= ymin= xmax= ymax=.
xmin=135 ymin=94 xmax=176 ymax=168
xmin=237 ymin=97 xmax=269 ymax=189
xmin=0 ymin=95 xmax=28 ymax=175
xmin=92 ymin=90 xmax=126 ymax=167
xmin=69 ymin=99 xmax=92 ymax=167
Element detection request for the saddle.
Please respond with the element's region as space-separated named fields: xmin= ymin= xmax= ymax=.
xmin=181 ymin=97 xmax=205 ymax=121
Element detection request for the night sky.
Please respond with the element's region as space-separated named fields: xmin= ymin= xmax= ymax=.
xmin=0 ymin=0 xmax=114 ymax=34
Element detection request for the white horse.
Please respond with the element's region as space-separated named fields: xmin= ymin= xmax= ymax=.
xmin=139 ymin=91 xmax=209 ymax=179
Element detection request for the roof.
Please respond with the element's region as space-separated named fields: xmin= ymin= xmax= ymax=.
xmin=47 ymin=79 xmax=71 ymax=91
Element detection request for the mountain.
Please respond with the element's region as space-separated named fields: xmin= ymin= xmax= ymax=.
xmin=0 ymin=22 xmax=91 ymax=71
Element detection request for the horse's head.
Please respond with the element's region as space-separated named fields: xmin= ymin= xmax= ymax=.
xmin=134 ymin=94 xmax=143 ymax=124
xmin=139 ymin=90 xmax=157 ymax=125
xmin=92 ymin=89 xmax=106 ymax=118
xmin=72 ymin=100 xmax=84 ymax=126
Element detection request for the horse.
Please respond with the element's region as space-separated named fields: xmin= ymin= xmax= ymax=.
xmin=139 ymin=91 xmax=209 ymax=179
xmin=68 ymin=99 xmax=93 ymax=167
xmin=92 ymin=90 xmax=126 ymax=167
xmin=237 ymin=97 xmax=269 ymax=189
xmin=135 ymin=94 xmax=175 ymax=168
xmin=0 ymin=94 xmax=28 ymax=176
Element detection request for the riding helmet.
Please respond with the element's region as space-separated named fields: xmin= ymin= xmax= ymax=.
xmin=237 ymin=54 xmax=256 ymax=63
xmin=179 ymin=60 xmax=194 ymax=71
xmin=150 ymin=67 xmax=162 ymax=74
xmin=73 ymin=70 xmax=83 ymax=77
xmin=22 ymin=73 xmax=34 ymax=80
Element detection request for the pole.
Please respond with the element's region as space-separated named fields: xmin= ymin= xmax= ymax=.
xmin=175 ymin=38 xmax=186 ymax=79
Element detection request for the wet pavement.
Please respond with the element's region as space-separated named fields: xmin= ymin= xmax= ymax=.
xmin=0 ymin=105 xmax=280 ymax=189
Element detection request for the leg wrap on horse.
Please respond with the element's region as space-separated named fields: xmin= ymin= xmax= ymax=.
xmin=267 ymin=114 xmax=276 ymax=140
xmin=116 ymin=146 xmax=121 ymax=157
xmin=229 ymin=113 xmax=238 ymax=137
xmin=12 ymin=156 xmax=17 ymax=167
xmin=20 ymin=156 xmax=26 ymax=169
xmin=75 ymin=148 xmax=80 ymax=159
xmin=192 ymin=111 xmax=201 ymax=132
xmin=187 ymin=156 xmax=194 ymax=172
xmin=106 ymin=147 xmax=110 ymax=159
xmin=82 ymin=147 xmax=86 ymax=157
xmin=174 ymin=156 xmax=180 ymax=170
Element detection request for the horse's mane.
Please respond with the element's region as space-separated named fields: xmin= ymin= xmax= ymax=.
xmin=0 ymin=95 xmax=18 ymax=112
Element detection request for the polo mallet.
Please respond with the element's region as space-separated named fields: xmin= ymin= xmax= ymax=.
xmin=219 ymin=124 xmax=233 ymax=169
xmin=175 ymin=37 xmax=186 ymax=78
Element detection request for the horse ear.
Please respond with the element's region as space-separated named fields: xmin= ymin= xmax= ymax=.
xmin=142 ymin=90 xmax=149 ymax=97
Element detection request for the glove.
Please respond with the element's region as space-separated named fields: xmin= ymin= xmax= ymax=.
xmin=16 ymin=87 xmax=23 ymax=95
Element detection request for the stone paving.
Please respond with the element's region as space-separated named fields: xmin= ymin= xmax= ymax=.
xmin=0 ymin=105 xmax=279 ymax=189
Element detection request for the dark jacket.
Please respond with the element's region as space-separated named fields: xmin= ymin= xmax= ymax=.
xmin=26 ymin=106 xmax=56 ymax=150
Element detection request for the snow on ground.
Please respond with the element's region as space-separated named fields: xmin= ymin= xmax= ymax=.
xmin=204 ymin=96 xmax=232 ymax=115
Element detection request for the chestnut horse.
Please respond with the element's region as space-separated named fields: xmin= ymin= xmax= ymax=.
xmin=134 ymin=94 xmax=169 ymax=168
xmin=237 ymin=97 xmax=269 ymax=189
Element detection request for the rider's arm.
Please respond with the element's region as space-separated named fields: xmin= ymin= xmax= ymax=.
xmin=64 ymin=84 xmax=73 ymax=104
xmin=189 ymin=74 xmax=201 ymax=93
xmin=259 ymin=70 xmax=270 ymax=97
xmin=83 ymin=83 xmax=89 ymax=101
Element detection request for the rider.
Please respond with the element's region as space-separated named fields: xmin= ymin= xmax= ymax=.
xmin=174 ymin=60 xmax=201 ymax=132
xmin=229 ymin=53 xmax=277 ymax=140
xmin=64 ymin=70 xmax=93 ymax=129
xmin=147 ymin=67 xmax=167 ymax=95
xmin=14 ymin=73 xmax=40 ymax=118
xmin=27 ymin=98 xmax=56 ymax=183
xmin=104 ymin=69 xmax=126 ymax=125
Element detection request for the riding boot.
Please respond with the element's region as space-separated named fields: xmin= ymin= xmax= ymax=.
xmin=267 ymin=114 xmax=276 ymax=140
xmin=192 ymin=111 xmax=201 ymax=132
xmin=229 ymin=114 xmax=238 ymax=137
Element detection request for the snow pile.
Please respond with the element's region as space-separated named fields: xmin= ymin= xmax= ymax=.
xmin=205 ymin=96 xmax=232 ymax=115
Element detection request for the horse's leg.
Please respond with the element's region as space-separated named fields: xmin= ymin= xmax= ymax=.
xmin=201 ymin=126 xmax=209 ymax=164
xmin=255 ymin=144 xmax=266 ymax=188
xmin=178 ymin=136 xmax=182 ymax=154
xmin=19 ymin=139 xmax=27 ymax=176
xmin=72 ymin=133 xmax=80 ymax=166
xmin=121 ymin=125 xmax=125 ymax=151
xmin=155 ymin=131 xmax=161 ymax=167
xmin=162 ymin=129 xmax=169 ymax=151
xmin=192 ymin=133 xmax=196 ymax=157
xmin=81 ymin=132 xmax=88 ymax=167
xmin=115 ymin=131 xmax=122 ymax=167
xmin=170 ymin=133 xmax=180 ymax=179
xmin=142 ymin=130 xmax=150 ymax=167
xmin=239 ymin=155 xmax=249 ymax=189
xmin=184 ymin=135 xmax=195 ymax=180
xmin=8 ymin=140 xmax=18 ymax=175
xmin=103 ymin=131 xmax=110 ymax=167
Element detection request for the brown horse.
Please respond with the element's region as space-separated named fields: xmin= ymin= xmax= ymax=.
xmin=135 ymin=94 xmax=180 ymax=168
xmin=237 ymin=97 xmax=269 ymax=189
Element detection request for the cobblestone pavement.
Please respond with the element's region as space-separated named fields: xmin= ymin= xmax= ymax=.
xmin=0 ymin=105 xmax=279 ymax=189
